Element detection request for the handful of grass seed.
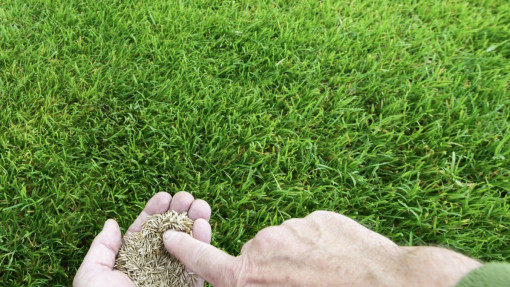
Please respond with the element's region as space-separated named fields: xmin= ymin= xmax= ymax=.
xmin=115 ymin=210 xmax=197 ymax=287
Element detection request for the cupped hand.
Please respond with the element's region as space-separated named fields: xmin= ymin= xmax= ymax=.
xmin=73 ymin=191 xmax=212 ymax=287
xmin=163 ymin=211 xmax=481 ymax=287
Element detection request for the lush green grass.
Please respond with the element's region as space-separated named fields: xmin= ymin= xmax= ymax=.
xmin=1 ymin=0 xmax=509 ymax=285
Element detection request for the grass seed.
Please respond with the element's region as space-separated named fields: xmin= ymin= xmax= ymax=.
xmin=115 ymin=211 xmax=196 ymax=287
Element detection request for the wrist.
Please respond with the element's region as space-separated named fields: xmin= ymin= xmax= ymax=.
xmin=398 ymin=246 xmax=482 ymax=287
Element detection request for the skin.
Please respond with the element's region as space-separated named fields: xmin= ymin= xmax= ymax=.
xmin=163 ymin=211 xmax=482 ymax=287
xmin=73 ymin=191 xmax=212 ymax=287
xmin=75 ymin=195 xmax=482 ymax=287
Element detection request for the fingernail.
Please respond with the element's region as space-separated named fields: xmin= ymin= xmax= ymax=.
xmin=163 ymin=230 xmax=177 ymax=241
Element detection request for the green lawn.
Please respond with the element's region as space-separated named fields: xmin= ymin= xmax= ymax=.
xmin=1 ymin=0 xmax=509 ymax=285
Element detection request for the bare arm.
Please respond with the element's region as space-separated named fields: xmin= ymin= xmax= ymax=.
xmin=164 ymin=211 xmax=481 ymax=287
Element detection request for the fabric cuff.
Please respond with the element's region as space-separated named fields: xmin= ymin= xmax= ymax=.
xmin=455 ymin=262 xmax=510 ymax=287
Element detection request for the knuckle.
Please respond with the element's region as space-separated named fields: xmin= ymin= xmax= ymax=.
xmin=281 ymin=218 xmax=303 ymax=227
xmin=254 ymin=226 xmax=281 ymax=243
xmin=240 ymin=239 xmax=254 ymax=255
xmin=248 ymin=227 xmax=281 ymax=251
xmin=307 ymin=211 xmax=364 ymax=233
xmin=306 ymin=210 xmax=351 ymax=227
xmin=307 ymin=210 xmax=345 ymax=222
xmin=250 ymin=226 xmax=288 ymax=252
xmin=308 ymin=210 xmax=332 ymax=218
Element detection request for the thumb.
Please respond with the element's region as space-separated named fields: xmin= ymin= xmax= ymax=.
xmin=79 ymin=219 xmax=122 ymax=272
xmin=163 ymin=230 xmax=237 ymax=286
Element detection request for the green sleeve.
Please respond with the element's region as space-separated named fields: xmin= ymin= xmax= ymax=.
xmin=455 ymin=262 xmax=510 ymax=287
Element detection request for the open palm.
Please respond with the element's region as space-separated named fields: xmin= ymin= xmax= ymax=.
xmin=74 ymin=192 xmax=212 ymax=287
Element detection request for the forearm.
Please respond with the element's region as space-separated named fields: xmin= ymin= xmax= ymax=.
xmin=399 ymin=246 xmax=482 ymax=287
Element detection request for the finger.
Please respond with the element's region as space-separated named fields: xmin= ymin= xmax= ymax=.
xmin=187 ymin=219 xmax=211 ymax=287
xmin=188 ymin=199 xmax=211 ymax=221
xmin=192 ymin=218 xmax=212 ymax=243
xmin=125 ymin=192 xmax=172 ymax=237
xmin=169 ymin=191 xmax=194 ymax=213
xmin=163 ymin=231 xmax=236 ymax=286
xmin=80 ymin=219 xmax=121 ymax=272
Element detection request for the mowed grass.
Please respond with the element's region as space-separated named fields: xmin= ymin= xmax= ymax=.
xmin=1 ymin=0 xmax=509 ymax=285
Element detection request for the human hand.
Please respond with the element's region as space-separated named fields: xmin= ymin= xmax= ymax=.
xmin=163 ymin=211 xmax=481 ymax=287
xmin=73 ymin=191 xmax=212 ymax=287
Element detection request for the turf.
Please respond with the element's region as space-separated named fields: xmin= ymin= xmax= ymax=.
xmin=1 ymin=0 xmax=509 ymax=285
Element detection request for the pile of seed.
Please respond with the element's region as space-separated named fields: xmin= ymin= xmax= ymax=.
xmin=115 ymin=210 xmax=197 ymax=287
